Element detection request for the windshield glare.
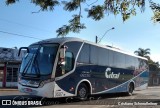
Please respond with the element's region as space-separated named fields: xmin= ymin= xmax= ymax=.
xmin=20 ymin=44 xmax=58 ymax=76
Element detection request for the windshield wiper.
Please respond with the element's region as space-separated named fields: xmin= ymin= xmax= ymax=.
xmin=32 ymin=58 xmax=40 ymax=77
xmin=33 ymin=45 xmax=41 ymax=77
xmin=22 ymin=54 xmax=34 ymax=76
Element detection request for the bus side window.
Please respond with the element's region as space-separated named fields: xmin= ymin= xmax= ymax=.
xmin=65 ymin=52 xmax=74 ymax=72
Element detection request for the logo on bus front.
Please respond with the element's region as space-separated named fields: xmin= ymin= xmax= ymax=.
xmin=105 ymin=68 xmax=120 ymax=79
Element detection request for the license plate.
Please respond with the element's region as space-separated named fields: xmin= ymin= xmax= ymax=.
xmin=24 ymin=88 xmax=32 ymax=93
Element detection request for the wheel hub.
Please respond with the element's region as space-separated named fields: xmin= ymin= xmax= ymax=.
xmin=79 ymin=88 xmax=86 ymax=98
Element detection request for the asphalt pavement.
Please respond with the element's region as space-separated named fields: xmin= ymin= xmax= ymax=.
xmin=0 ymin=86 xmax=160 ymax=108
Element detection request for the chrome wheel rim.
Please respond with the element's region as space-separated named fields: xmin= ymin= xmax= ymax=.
xmin=79 ymin=88 xmax=86 ymax=98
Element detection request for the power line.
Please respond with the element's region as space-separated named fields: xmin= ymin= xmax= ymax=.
xmin=0 ymin=18 xmax=52 ymax=33
xmin=0 ymin=30 xmax=42 ymax=40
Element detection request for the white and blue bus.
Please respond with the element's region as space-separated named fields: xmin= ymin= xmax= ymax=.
xmin=18 ymin=37 xmax=149 ymax=100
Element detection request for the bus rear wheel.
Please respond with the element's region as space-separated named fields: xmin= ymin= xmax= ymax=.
xmin=126 ymin=83 xmax=134 ymax=96
xmin=77 ymin=83 xmax=88 ymax=101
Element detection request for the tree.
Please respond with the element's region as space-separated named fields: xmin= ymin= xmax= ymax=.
xmin=134 ymin=48 xmax=160 ymax=71
xmin=148 ymin=60 xmax=160 ymax=72
xmin=5 ymin=0 xmax=160 ymax=36
xmin=134 ymin=48 xmax=150 ymax=59
xmin=150 ymin=1 xmax=160 ymax=22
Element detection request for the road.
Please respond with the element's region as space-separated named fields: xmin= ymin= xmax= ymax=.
xmin=0 ymin=86 xmax=160 ymax=108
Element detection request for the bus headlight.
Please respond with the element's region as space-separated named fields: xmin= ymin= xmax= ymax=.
xmin=39 ymin=78 xmax=54 ymax=88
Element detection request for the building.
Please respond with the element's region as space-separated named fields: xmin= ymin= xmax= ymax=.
xmin=149 ymin=71 xmax=160 ymax=86
xmin=0 ymin=47 xmax=25 ymax=88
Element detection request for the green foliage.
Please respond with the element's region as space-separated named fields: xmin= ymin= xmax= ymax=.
xmin=5 ymin=0 xmax=160 ymax=36
xmin=150 ymin=1 xmax=160 ymax=23
xmin=104 ymin=0 xmax=144 ymax=22
xmin=5 ymin=0 xmax=19 ymax=5
xmin=134 ymin=48 xmax=150 ymax=58
xmin=56 ymin=15 xmax=86 ymax=36
xmin=87 ymin=5 xmax=104 ymax=21
xmin=62 ymin=0 xmax=85 ymax=11
xmin=31 ymin=0 xmax=59 ymax=11
xmin=148 ymin=60 xmax=160 ymax=71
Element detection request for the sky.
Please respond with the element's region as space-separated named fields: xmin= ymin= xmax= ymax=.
xmin=0 ymin=0 xmax=160 ymax=63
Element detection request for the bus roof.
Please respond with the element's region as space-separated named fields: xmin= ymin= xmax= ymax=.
xmin=31 ymin=37 xmax=83 ymax=45
xmin=31 ymin=37 xmax=148 ymax=61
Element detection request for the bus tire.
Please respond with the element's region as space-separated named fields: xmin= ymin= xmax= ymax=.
xmin=77 ymin=83 xmax=88 ymax=101
xmin=126 ymin=83 xmax=134 ymax=96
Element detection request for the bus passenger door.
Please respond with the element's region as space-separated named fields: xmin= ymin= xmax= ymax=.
xmin=55 ymin=41 xmax=82 ymax=78
xmin=55 ymin=47 xmax=74 ymax=77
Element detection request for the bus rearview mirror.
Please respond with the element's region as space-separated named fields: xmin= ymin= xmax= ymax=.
xmin=60 ymin=48 xmax=65 ymax=59
xmin=60 ymin=45 xmax=67 ymax=59
xmin=18 ymin=47 xmax=29 ymax=56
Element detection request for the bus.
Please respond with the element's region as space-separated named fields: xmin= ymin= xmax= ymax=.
xmin=18 ymin=37 xmax=149 ymax=100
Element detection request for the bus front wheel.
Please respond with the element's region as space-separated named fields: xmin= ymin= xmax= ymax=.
xmin=77 ymin=83 xmax=88 ymax=101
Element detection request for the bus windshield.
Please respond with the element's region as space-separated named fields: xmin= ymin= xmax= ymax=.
xmin=20 ymin=44 xmax=59 ymax=76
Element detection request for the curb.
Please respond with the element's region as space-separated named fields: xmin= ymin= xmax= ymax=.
xmin=148 ymin=86 xmax=160 ymax=88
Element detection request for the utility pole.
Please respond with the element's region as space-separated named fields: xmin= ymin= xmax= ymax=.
xmin=95 ymin=36 xmax=98 ymax=43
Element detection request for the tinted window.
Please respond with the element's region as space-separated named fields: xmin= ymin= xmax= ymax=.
xmin=114 ymin=52 xmax=125 ymax=68
xmin=77 ymin=43 xmax=90 ymax=63
xmin=90 ymin=45 xmax=98 ymax=65
xmin=139 ymin=59 xmax=148 ymax=70
xmin=79 ymin=44 xmax=109 ymax=66
xmin=65 ymin=52 xmax=74 ymax=72
xmin=125 ymin=55 xmax=135 ymax=70
xmin=108 ymin=50 xmax=114 ymax=67
xmin=64 ymin=42 xmax=82 ymax=59
xmin=134 ymin=58 xmax=139 ymax=69
xmin=98 ymin=47 xmax=109 ymax=66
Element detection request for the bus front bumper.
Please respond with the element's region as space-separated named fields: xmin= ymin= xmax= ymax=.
xmin=18 ymin=82 xmax=54 ymax=98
